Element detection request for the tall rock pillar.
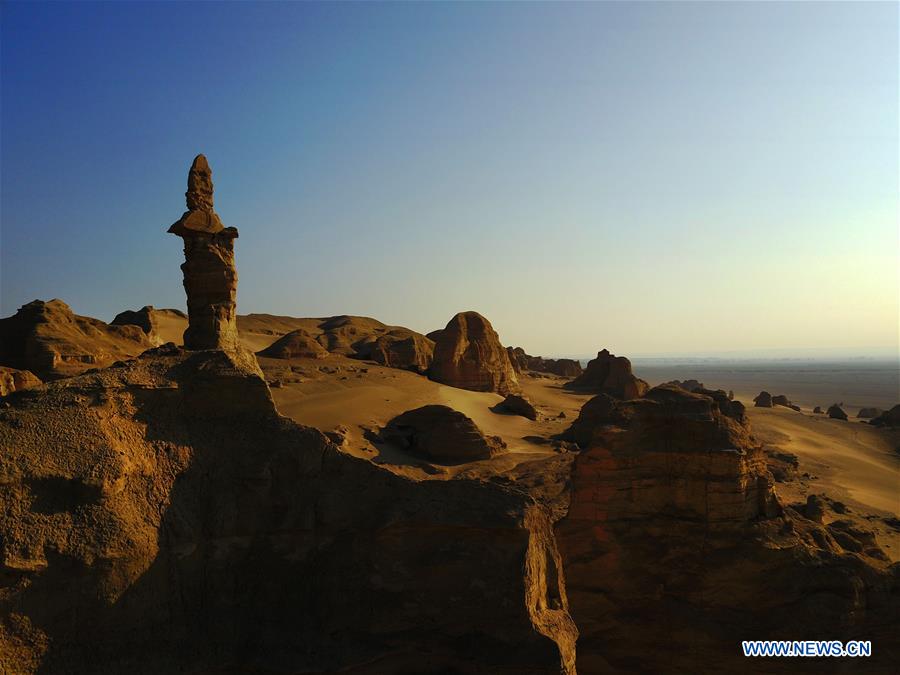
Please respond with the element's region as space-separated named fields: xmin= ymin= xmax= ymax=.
xmin=168 ymin=154 xmax=240 ymax=351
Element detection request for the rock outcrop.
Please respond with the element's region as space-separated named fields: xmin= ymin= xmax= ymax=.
xmin=352 ymin=329 xmax=434 ymax=373
xmin=555 ymin=383 xmax=899 ymax=672
xmin=168 ymin=155 xmax=240 ymax=351
xmin=828 ymin=404 xmax=849 ymax=420
xmin=111 ymin=306 xmax=187 ymax=346
xmin=857 ymin=407 xmax=884 ymax=419
xmin=564 ymin=349 xmax=648 ymax=399
xmin=429 ymin=312 xmax=519 ymax=394
xmin=663 ymin=378 xmax=705 ymax=392
xmin=869 ymin=404 xmax=900 ymax=428
xmin=0 ymin=299 xmax=152 ymax=380
xmin=0 ymin=349 xmax=575 ymax=674
xmin=507 ymin=347 xmax=583 ymax=378
xmin=381 ymin=404 xmax=507 ymax=463
xmin=493 ymin=393 xmax=539 ymax=420
xmin=753 ymin=390 xmax=773 ymax=407
xmin=258 ymin=329 xmax=330 ymax=359
xmin=0 ymin=367 xmax=41 ymax=397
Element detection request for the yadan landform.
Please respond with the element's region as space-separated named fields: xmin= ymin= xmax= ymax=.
xmin=0 ymin=157 xmax=897 ymax=674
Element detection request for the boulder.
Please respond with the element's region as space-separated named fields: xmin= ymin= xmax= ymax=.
xmin=428 ymin=312 xmax=519 ymax=395
xmin=493 ymin=394 xmax=538 ymax=420
xmin=258 ymin=329 xmax=330 ymax=359
xmin=0 ymin=366 xmax=42 ymax=397
xmin=827 ymin=404 xmax=848 ymax=421
xmin=564 ymin=349 xmax=648 ymax=399
xmin=857 ymin=407 xmax=884 ymax=419
xmin=869 ymin=404 xmax=900 ymax=428
xmin=753 ymin=391 xmax=773 ymax=407
xmin=381 ymin=404 xmax=506 ymax=463
xmin=813 ymin=406 xmax=823 ymax=414
xmin=507 ymin=347 xmax=583 ymax=378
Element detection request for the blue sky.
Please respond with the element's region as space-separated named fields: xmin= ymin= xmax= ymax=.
xmin=2 ymin=1 xmax=897 ymax=357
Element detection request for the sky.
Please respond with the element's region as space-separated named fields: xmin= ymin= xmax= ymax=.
xmin=1 ymin=1 xmax=897 ymax=358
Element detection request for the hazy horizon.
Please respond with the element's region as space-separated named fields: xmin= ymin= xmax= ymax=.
xmin=2 ymin=2 xmax=898 ymax=359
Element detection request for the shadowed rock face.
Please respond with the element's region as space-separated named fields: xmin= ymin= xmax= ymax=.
xmin=869 ymin=404 xmax=900 ymax=428
xmin=0 ymin=349 xmax=576 ymax=674
xmin=828 ymin=404 xmax=849 ymax=420
xmin=168 ymin=155 xmax=240 ymax=351
xmin=494 ymin=393 xmax=539 ymax=420
xmin=0 ymin=299 xmax=152 ymax=380
xmin=429 ymin=311 xmax=519 ymax=394
xmin=564 ymin=349 xmax=648 ymax=399
xmin=555 ymin=383 xmax=900 ymax=673
xmin=0 ymin=367 xmax=41 ymax=396
xmin=754 ymin=390 xmax=773 ymax=407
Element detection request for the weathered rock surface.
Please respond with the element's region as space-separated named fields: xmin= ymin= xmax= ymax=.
xmin=429 ymin=312 xmax=519 ymax=394
xmin=381 ymin=404 xmax=507 ymax=463
xmin=555 ymin=383 xmax=900 ymax=672
xmin=168 ymin=155 xmax=240 ymax=351
xmin=828 ymin=404 xmax=849 ymax=420
xmin=564 ymin=349 xmax=648 ymax=399
xmin=754 ymin=390 xmax=773 ymax=407
xmin=507 ymin=347 xmax=583 ymax=378
xmin=0 ymin=350 xmax=576 ymax=674
xmin=352 ymin=328 xmax=434 ymax=374
xmin=258 ymin=329 xmax=330 ymax=359
xmin=663 ymin=378 xmax=705 ymax=392
xmin=0 ymin=367 xmax=42 ymax=397
xmin=112 ymin=306 xmax=188 ymax=346
xmin=494 ymin=393 xmax=539 ymax=420
xmin=0 ymin=299 xmax=152 ymax=380
xmin=857 ymin=407 xmax=884 ymax=419
xmin=869 ymin=404 xmax=900 ymax=428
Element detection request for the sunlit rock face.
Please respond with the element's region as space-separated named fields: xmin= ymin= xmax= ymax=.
xmin=564 ymin=348 xmax=648 ymax=399
xmin=168 ymin=155 xmax=239 ymax=351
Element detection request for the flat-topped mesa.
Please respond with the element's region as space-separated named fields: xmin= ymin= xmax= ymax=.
xmin=168 ymin=154 xmax=239 ymax=351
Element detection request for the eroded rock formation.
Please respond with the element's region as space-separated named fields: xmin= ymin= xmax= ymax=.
xmin=564 ymin=349 xmax=648 ymax=399
xmin=754 ymin=390 xmax=773 ymax=407
xmin=0 ymin=366 xmax=41 ymax=397
xmin=494 ymin=393 xmax=539 ymax=420
xmin=507 ymin=347 xmax=583 ymax=378
xmin=381 ymin=404 xmax=507 ymax=463
xmin=828 ymin=404 xmax=849 ymax=420
xmin=663 ymin=378 xmax=705 ymax=392
xmin=168 ymin=155 xmax=240 ymax=351
xmin=857 ymin=407 xmax=884 ymax=419
xmin=555 ymin=383 xmax=899 ymax=672
xmin=258 ymin=329 xmax=330 ymax=359
xmin=429 ymin=312 xmax=519 ymax=394
xmin=869 ymin=404 xmax=900 ymax=428
xmin=0 ymin=299 xmax=152 ymax=380
xmin=0 ymin=348 xmax=575 ymax=674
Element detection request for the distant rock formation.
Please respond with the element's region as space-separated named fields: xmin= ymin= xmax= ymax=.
xmin=827 ymin=404 xmax=848 ymax=420
xmin=0 ymin=366 xmax=41 ymax=396
xmin=857 ymin=407 xmax=884 ymax=419
xmin=429 ymin=312 xmax=519 ymax=394
xmin=168 ymin=155 xmax=240 ymax=350
xmin=381 ymin=404 xmax=506 ymax=463
xmin=663 ymin=379 xmax=705 ymax=392
xmin=813 ymin=406 xmax=823 ymax=414
xmin=753 ymin=391 xmax=773 ymax=407
xmin=493 ymin=393 xmax=538 ymax=420
xmin=507 ymin=347 xmax=583 ymax=378
xmin=771 ymin=394 xmax=800 ymax=411
xmin=258 ymin=329 xmax=330 ymax=359
xmin=564 ymin=349 xmax=648 ymax=399
xmin=869 ymin=404 xmax=900 ymax=428
xmin=112 ymin=305 xmax=188 ymax=346
xmin=0 ymin=299 xmax=152 ymax=380
xmin=353 ymin=329 xmax=434 ymax=374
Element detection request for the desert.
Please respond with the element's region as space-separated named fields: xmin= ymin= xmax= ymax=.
xmin=2 ymin=3 xmax=898 ymax=673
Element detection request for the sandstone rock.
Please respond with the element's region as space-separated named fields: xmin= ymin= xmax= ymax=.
xmin=753 ymin=390 xmax=773 ymax=407
xmin=0 ymin=299 xmax=153 ymax=380
xmin=381 ymin=404 xmax=506 ymax=463
xmin=0 ymin=350 xmax=575 ymax=674
xmin=663 ymin=379 xmax=705 ymax=392
xmin=857 ymin=407 xmax=884 ymax=419
xmin=693 ymin=387 xmax=746 ymax=423
xmin=507 ymin=347 xmax=583 ymax=378
xmin=493 ymin=394 xmax=538 ymax=420
xmin=168 ymin=155 xmax=240 ymax=350
xmin=804 ymin=494 xmax=827 ymax=523
xmin=258 ymin=329 xmax=330 ymax=359
xmin=429 ymin=312 xmax=519 ymax=394
xmin=353 ymin=329 xmax=434 ymax=373
xmin=0 ymin=367 xmax=41 ymax=397
xmin=564 ymin=349 xmax=648 ymax=399
xmin=813 ymin=405 xmax=823 ymax=414
xmin=869 ymin=404 xmax=900 ymax=428
xmin=827 ymin=404 xmax=848 ymax=420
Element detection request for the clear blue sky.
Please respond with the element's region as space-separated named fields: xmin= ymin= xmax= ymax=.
xmin=2 ymin=1 xmax=897 ymax=357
